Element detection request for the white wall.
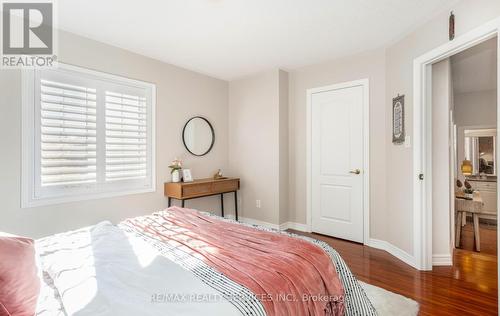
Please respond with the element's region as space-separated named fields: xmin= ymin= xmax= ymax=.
xmin=0 ymin=30 xmax=229 ymax=238
xmin=431 ymin=59 xmax=453 ymax=261
xmin=288 ymin=48 xmax=387 ymax=240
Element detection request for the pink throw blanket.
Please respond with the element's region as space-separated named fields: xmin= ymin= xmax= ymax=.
xmin=126 ymin=207 xmax=345 ymax=315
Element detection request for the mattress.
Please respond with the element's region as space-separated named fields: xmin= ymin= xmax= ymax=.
xmin=35 ymin=209 xmax=376 ymax=316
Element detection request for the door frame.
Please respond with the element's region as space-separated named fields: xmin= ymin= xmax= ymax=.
xmin=306 ymin=79 xmax=370 ymax=245
xmin=413 ymin=17 xmax=500 ymax=270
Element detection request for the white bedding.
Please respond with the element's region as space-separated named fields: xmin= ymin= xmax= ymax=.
xmin=35 ymin=213 xmax=376 ymax=316
xmin=35 ymin=222 xmax=240 ymax=316
xmin=36 ymin=272 xmax=66 ymax=316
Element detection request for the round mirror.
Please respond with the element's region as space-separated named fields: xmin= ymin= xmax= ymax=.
xmin=182 ymin=116 xmax=215 ymax=156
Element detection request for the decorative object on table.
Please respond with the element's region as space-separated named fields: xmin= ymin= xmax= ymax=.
xmin=449 ymin=11 xmax=455 ymax=41
xmin=168 ymin=158 xmax=182 ymax=183
xmin=461 ymin=159 xmax=473 ymax=176
xmin=182 ymin=116 xmax=215 ymax=156
xmin=456 ymin=179 xmax=463 ymax=195
xmin=392 ymin=95 xmax=405 ymax=144
xmin=182 ymin=169 xmax=193 ymax=182
xmin=213 ymin=169 xmax=224 ymax=179
xmin=463 ymin=180 xmax=474 ymax=200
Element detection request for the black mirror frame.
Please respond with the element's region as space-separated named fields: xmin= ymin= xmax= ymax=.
xmin=182 ymin=116 xmax=215 ymax=157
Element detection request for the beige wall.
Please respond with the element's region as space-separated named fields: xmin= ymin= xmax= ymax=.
xmin=228 ymin=70 xmax=280 ymax=224
xmin=385 ymin=0 xmax=500 ymax=254
xmin=278 ymin=70 xmax=290 ymax=224
xmin=288 ymin=48 xmax=388 ymax=240
xmin=431 ymin=59 xmax=453 ymax=258
xmin=454 ymin=90 xmax=497 ymax=127
xmin=0 ymin=30 xmax=229 ymax=238
xmin=455 ymin=90 xmax=497 ymax=179
xmin=287 ymin=0 xmax=500 ymax=254
xmin=2 ymin=0 xmax=499 ymax=256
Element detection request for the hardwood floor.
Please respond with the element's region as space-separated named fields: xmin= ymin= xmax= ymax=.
xmin=459 ymin=220 xmax=497 ymax=256
xmin=289 ymin=229 xmax=498 ymax=315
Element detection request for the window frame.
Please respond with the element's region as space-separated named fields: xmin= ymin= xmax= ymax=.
xmin=21 ymin=63 xmax=156 ymax=208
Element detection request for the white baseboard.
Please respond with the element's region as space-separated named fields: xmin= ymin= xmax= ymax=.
xmin=226 ymin=215 xmax=310 ymax=233
xmin=432 ymin=254 xmax=452 ymax=266
xmin=236 ymin=216 xmax=281 ymax=230
xmin=368 ymin=238 xmax=416 ymax=268
xmin=279 ymin=222 xmax=311 ymax=232
xmin=229 ymin=216 xmax=417 ymax=268
xmin=231 ymin=217 xmax=420 ymax=269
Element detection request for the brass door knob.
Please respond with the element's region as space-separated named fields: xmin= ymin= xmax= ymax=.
xmin=349 ymin=169 xmax=361 ymax=175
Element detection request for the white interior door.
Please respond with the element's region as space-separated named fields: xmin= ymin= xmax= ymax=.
xmin=311 ymin=83 xmax=365 ymax=243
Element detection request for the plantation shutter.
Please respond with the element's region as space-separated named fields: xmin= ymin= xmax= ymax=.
xmin=40 ymin=79 xmax=98 ymax=186
xmin=25 ymin=64 xmax=155 ymax=207
xmin=105 ymin=91 xmax=148 ymax=181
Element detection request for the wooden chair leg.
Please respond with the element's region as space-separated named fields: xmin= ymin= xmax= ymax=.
xmin=473 ymin=213 xmax=481 ymax=252
xmin=455 ymin=211 xmax=462 ymax=248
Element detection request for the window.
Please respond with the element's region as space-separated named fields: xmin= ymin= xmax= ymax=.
xmin=22 ymin=64 xmax=156 ymax=207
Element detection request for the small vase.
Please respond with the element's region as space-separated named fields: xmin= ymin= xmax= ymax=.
xmin=171 ymin=170 xmax=181 ymax=183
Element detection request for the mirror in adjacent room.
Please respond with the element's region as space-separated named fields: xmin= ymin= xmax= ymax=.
xmin=182 ymin=116 xmax=215 ymax=156
xmin=463 ymin=128 xmax=496 ymax=175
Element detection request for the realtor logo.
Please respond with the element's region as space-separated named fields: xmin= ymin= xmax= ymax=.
xmin=1 ymin=1 xmax=56 ymax=67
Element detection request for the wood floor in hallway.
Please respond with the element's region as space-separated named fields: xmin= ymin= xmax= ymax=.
xmin=458 ymin=220 xmax=497 ymax=256
xmin=289 ymin=228 xmax=498 ymax=315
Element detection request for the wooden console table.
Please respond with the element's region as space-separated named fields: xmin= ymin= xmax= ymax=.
xmin=164 ymin=177 xmax=240 ymax=221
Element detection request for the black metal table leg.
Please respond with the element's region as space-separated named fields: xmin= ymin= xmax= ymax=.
xmin=168 ymin=197 xmax=172 ymax=207
xmin=220 ymin=193 xmax=225 ymax=217
xmin=181 ymin=199 xmax=185 ymax=208
xmin=234 ymin=191 xmax=238 ymax=221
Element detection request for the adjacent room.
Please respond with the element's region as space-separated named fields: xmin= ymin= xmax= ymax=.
xmin=1 ymin=1 xmax=499 ymax=315
xmin=430 ymin=36 xmax=498 ymax=306
xmin=453 ymin=38 xmax=498 ymax=256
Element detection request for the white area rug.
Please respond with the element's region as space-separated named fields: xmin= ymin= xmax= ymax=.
xmin=360 ymin=281 xmax=419 ymax=316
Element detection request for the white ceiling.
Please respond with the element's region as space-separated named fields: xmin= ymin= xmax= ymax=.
xmin=57 ymin=0 xmax=459 ymax=80
xmin=451 ymin=37 xmax=498 ymax=94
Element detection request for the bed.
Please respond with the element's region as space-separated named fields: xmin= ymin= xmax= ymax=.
xmin=35 ymin=207 xmax=376 ymax=316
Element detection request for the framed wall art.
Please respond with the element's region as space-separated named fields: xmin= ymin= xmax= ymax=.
xmin=392 ymin=95 xmax=405 ymax=144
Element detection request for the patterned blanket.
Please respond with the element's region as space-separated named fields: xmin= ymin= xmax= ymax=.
xmin=123 ymin=207 xmax=345 ymax=315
